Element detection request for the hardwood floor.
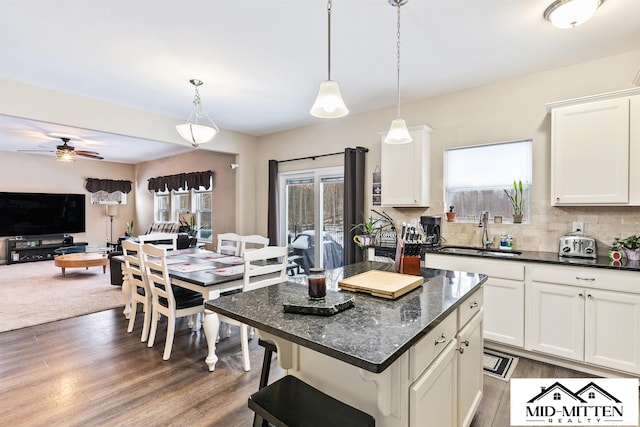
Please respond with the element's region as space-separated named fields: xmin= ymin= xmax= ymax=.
xmin=0 ymin=308 xmax=596 ymax=427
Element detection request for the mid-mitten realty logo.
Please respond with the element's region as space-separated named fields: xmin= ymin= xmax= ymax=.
xmin=511 ymin=378 xmax=639 ymax=426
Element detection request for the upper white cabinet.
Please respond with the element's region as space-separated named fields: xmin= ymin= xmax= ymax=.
xmin=547 ymin=88 xmax=640 ymax=206
xmin=380 ymin=125 xmax=432 ymax=207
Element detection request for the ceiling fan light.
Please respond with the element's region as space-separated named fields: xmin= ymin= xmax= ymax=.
xmin=176 ymin=123 xmax=217 ymax=147
xmin=384 ymin=118 xmax=413 ymax=144
xmin=544 ymin=0 xmax=602 ymax=29
xmin=56 ymin=149 xmax=76 ymax=162
xmin=310 ymin=80 xmax=349 ymax=118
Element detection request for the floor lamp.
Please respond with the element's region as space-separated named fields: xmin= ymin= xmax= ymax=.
xmin=106 ymin=205 xmax=118 ymax=243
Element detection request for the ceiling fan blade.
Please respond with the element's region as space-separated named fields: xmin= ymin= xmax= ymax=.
xmin=17 ymin=149 xmax=55 ymax=153
xmin=76 ymin=150 xmax=101 ymax=156
xmin=77 ymin=152 xmax=104 ymax=160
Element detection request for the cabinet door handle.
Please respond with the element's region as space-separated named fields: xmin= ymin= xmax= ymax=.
xmin=461 ymin=339 xmax=469 ymax=347
xmin=434 ymin=333 xmax=446 ymax=345
xmin=576 ymin=276 xmax=595 ymax=281
xmin=457 ymin=347 xmax=465 ymax=354
xmin=587 ymin=294 xmax=592 ymax=299
xmin=470 ymin=301 xmax=479 ymax=308
xmin=578 ymin=293 xmax=584 ymax=299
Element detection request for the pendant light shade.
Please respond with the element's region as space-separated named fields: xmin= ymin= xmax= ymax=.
xmin=310 ymin=80 xmax=349 ymax=118
xmin=310 ymin=0 xmax=348 ymax=118
xmin=385 ymin=119 xmax=413 ymax=144
xmin=384 ymin=0 xmax=412 ymax=145
xmin=176 ymin=79 xmax=219 ymax=148
xmin=543 ymin=0 xmax=603 ymax=29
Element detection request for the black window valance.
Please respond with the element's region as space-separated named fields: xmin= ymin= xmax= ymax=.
xmin=147 ymin=170 xmax=214 ymax=192
xmin=86 ymin=178 xmax=133 ymax=194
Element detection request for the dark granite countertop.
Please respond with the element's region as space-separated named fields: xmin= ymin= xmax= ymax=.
xmin=206 ymin=261 xmax=486 ymax=373
xmin=426 ymin=246 xmax=640 ymax=272
xmin=373 ymin=245 xmax=640 ymax=272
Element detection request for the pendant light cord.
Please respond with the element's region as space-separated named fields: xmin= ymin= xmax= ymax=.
xmin=327 ymin=0 xmax=332 ymax=80
xmin=395 ymin=2 xmax=402 ymax=118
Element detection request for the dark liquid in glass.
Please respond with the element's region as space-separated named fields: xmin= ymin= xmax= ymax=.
xmin=308 ymin=276 xmax=326 ymax=299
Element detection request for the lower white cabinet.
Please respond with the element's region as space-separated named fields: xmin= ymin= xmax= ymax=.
xmin=409 ymin=292 xmax=484 ymax=427
xmin=457 ymin=311 xmax=484 ymax=427
xmin=410 ymin=340 xmax=458 ymax=427
xmin=526 ymin=281 xmax=640 ymax=375
xmin=425 ymin=254 xmax=524 ymax=348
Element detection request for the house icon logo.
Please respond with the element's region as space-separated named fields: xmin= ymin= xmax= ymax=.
xmin=511 ymin=378 xmax=639 ymax=425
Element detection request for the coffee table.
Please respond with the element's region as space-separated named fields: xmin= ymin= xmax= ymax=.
xmin=54 ymin=252 xmax=109 ymax=278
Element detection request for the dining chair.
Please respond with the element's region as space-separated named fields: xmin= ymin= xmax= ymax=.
xmin=141 ymin=243 xmax=204 ymax=360
xmin=240 ymin=235 xmax=269 ymax=255
xmin=139 ymin=232 xmax=178 ymax=251
xmin=218 ymin=245 xmax=289 ymax=371
xmin=217 ymin=232 xmax=242 ymax=255
xmin=121 ymin=240 xmax=153 ymax=342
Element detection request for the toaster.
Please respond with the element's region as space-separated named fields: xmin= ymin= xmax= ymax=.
xmin=558 ymin=235 xmax=597 ymax=259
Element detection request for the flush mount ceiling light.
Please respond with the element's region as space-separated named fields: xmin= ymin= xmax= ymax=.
xmin=543 ymin=0 xmax=604 ymax=29
xmin=310 ymin=0 xmax=349 ymax=118
xmin=384 ymin=0 xmax=412 ymax=145
xmin=176 ymin=79 xmax=219 ymax=148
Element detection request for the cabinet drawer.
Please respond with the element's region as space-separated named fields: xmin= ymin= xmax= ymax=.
xmin=410 ymin=311 xmax=457 ymax=381
xmin=529 ymin=265 xmax=639 ymax=293
xmin=458 ymin=288 xmax=483 ymax=329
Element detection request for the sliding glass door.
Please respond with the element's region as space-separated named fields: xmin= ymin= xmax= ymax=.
xmin=280 ymin=167 xmax=344 ymax=274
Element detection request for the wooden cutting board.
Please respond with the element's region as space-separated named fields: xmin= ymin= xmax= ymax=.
xmin=338 ymin=270 xmax=424 ymax=299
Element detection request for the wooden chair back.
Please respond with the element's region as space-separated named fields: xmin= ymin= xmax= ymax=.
xmin=140 ymin=243 xmax=175 ymax=309
xmin=240 ymin=235 xmax=270 ymax=255
xmin=139 ymin=233 xmax=177 ymax=251
xmin=243 ymin=246 xmax=288 ymax=293
xmin=217 ymin=232 xmax=242 ymax=255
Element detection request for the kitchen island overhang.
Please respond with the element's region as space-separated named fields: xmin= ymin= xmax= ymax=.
xmin=206 ymin=261 xmax=487 ymax=374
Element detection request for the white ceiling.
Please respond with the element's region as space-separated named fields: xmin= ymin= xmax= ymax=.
xmin=1 ymin=0 xmax=640 ymax=163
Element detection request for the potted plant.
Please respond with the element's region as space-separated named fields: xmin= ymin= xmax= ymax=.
xmin=445 ymin=206 xmax=456 ymax=222
xmin=179 ymin=215 xmax=200 ymax=237
xmin=504 ymin=180 xmax=525 ymax=223
xmin=613 ymin=235 xmax=640 ymax=261
xmin=125 ymin=220 xmax=134 ymax=237
xmin=351 ymin=214 xmax=388 ymax=248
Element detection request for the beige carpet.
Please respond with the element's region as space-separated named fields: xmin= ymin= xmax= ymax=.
xmin=0 ymin=260 xmax=124 ymax=333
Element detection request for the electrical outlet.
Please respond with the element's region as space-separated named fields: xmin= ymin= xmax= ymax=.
xmin=572 ymin=221 xmax=584 ymax=235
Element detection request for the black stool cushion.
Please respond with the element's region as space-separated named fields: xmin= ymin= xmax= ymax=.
xmin=249 ymin=375 xmax=375 ymax=427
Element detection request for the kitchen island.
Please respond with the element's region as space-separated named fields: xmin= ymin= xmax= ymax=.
xmin=206 ymin=261 xmax=487 ymax=427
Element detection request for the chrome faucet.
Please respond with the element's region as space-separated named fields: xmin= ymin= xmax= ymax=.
xmin=479 ymin=211 xmax=493 ymax=249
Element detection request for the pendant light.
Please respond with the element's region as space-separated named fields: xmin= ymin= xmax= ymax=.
xmin=310 ymin=0 xmax=349 ymax=118
xmin=384 ymin=0 xmax=412 ymax=144
xmin=176 ymin=79 xmax=219 ymax=148
xmin=543 ymin=0 xmax=603 ymax=29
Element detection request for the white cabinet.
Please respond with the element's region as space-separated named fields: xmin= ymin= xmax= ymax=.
xmin=410 ymin=340 xmax=458 ymax=427
xmin=526 ymin=282 xmax=584 ymax=361
xmin=425 ymin=254 xmax=525 ymax=347
xmin=526 ymin=265 xmax=640 ymax=375
xmin=457 ymin=311 xmax=484 ymax=427
xmin=409 ymin=289 xmax=483 ymax=427
xmin=547 ymin=88 xmax=640 ymax=206
xmin=380 ymin=125 xmax=432 ymax=207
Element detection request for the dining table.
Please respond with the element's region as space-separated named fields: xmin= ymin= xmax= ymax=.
xmin=114 ymin=247 xmax=247 ymax=371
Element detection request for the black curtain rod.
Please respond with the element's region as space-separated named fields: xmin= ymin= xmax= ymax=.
xmin=277 ymin=146 xmax=368 ymax=164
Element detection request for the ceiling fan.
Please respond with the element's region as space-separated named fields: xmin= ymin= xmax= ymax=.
xmin=18 ymin=137 xmax=104 ymax=161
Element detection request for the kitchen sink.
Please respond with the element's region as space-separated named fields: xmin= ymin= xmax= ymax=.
xmin=435 ymin=246 xmax=521 ymax=258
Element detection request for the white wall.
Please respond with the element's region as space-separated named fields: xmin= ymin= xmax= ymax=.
xmin=256 ymin=50 xmax=640 ymax=253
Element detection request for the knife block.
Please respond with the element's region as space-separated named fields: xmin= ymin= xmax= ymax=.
xmin=400 ymin=256 xmax=420 ymax=275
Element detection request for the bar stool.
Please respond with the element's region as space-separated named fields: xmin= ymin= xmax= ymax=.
xmin=248 ymin=375 xmax=375 ymax=427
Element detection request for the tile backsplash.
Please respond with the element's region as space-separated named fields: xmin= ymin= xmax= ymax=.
xmin=379 ymin=201 xmax=640 ymax=256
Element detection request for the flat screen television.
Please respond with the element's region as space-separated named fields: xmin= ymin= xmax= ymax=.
xmin=0 ymin=192 xmax=86 ymax=237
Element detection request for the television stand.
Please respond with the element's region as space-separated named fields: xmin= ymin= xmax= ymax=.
xmin=6 ymin=235 xmax=87 ymax=265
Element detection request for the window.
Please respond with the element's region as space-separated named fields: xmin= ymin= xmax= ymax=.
xmin=553 ymin=392 xmax=561 ymax=400
xmin=153 ymin=179 xmax=213 ymax=242
xmin=90 ymin=190 xmax=126 ymax=205
xmin=588 ymin=392 xmax=595 ymax=399
xmin=445 ymin=140 xmax=532 ymax=222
